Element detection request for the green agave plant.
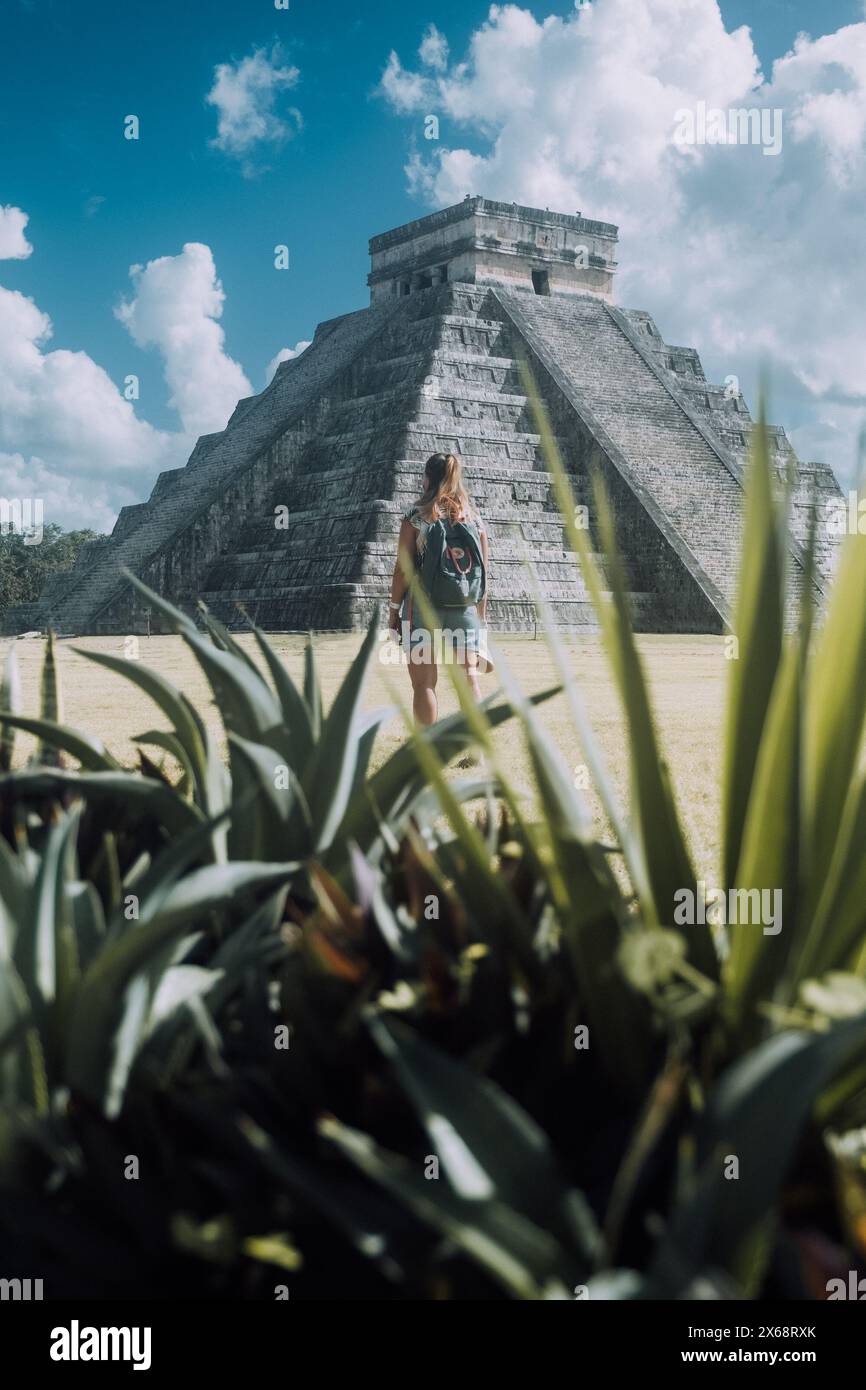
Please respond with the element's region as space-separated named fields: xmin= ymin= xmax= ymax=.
xmin=0 ymin=381 xmax=864 ymax=1301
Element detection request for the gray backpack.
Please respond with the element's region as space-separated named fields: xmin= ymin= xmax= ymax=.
xmin=419 ymin=518 xmax=486 ymax=607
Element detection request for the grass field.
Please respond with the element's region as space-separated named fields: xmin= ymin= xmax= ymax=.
xmin=1 ymin=630 xmax=730 ymax=879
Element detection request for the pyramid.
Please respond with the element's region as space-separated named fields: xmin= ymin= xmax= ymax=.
xmin=8 ymin=197 xmax=841 ymax=636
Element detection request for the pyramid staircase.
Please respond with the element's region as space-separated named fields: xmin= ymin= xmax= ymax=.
xmin=197 ymin=283 xmax=659 ymax=632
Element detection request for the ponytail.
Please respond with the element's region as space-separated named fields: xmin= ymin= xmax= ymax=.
xmin=417 ymin=453 xmax=473 ymax=523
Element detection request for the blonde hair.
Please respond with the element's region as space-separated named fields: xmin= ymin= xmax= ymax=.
xmin=417 ymin=453 xmax=473 ymax=524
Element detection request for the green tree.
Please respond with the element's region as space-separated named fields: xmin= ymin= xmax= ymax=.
xmin=0 ymin=525 xmax=107 ymax=622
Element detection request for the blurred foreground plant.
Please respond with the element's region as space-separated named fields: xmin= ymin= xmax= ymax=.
xmin=0 ymin=384 xmax=864 ymax=1300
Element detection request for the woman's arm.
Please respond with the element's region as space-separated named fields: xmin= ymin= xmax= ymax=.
xmin=389 ymin=517 xmax=417 ymax=628
xmin=478 ymin=526 xmax=489 ymax=622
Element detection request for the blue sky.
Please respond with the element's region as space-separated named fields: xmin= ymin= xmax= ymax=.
xmin=1 ymin=0 xmax=864 ymax=528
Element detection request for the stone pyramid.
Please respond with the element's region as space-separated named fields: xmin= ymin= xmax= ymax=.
xmin=8 ymin=197 xmax=841 ymax=636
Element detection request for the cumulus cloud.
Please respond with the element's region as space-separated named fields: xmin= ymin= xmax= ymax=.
xmin=116 ymin=243 xmax=253 ymax=439
xmin=0 ymin=272 xmax=180 ymax=533
xmin=0 ymin=282 xmax=181 ymax=538
xmin=419 ymin=24 xmax=449 ymax=72
xmin=0 ymin=221 xmax=279 ymax=533
xmin=206 ymin=44 xmax=301 ymax=167
xmin=380 ymin=53 xmax=432 ymax=115
xmin=265 ymin=340 xmax=312 ymax=385
xmin=380 ymin=0 xmax=866 ymax=480
xmin=0 ymin=205 xmax=33 ymax=260
xmin=0 ymin=450 xmax=125 ymax=533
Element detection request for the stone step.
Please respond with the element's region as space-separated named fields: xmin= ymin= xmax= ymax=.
xmin=228 ymin=491 xmax=589 ymax=541
xmin=353 ymin=313 xmax=513 ymax=367
xmin=495 ymin=291 xmax=748 ymax=616
xmin=324 ymin=387 xmax=530 ymax=432
xmin=351 ymin=348 xmax=522 ymax=390
xmin=198 ymin=582 xmax=660 ymax=635
xmin=312 ymin=415 xmax=543 ymax=447
xmin=327 ymin=379 xmax=528 ymax=412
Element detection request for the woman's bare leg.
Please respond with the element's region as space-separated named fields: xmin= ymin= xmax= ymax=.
xmin=460 ymin=652 xmax=482 ymax=703
xmin=409 ymin=656 xmax=438 ymax=725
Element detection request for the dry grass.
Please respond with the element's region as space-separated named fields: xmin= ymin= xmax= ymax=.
xmin=1 ymin=631 xmax=729 ymax=879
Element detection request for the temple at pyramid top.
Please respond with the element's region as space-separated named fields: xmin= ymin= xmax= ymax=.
xmin=368 ymin=196 xmax=619 ymax=303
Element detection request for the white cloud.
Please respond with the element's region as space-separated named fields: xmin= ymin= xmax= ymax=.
xmin=380 ymin=52 xmax=432 ymax=115
xmin=0 ymin=281 xmax=177 ymax=487
xmin=419 ymin=24 xmax=449 ymax=72
xmin=116 ymin=243 xmax=253 ymax=439
xmin=0 ymin=451 xmax=124 ymax=533
xmin=265 ymin=341 xmax=311 ymax=385
xmin=0 ymin=206 xmax=33 ymax=260
xmin=380 ymin=0 xmax=866 ymax=481
xmin=0 ymin=273 xmax=180 ymax=534
xmin=0 ymin=222 xmax=276 ymax=535
xmin=206 ymin=45 xmax=301 ymax=165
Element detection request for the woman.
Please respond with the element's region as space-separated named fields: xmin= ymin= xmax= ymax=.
xmin=388 ymin=452 xmax=490 ymax=725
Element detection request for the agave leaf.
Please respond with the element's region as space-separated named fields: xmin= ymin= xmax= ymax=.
xmin=76 ymin=649 xmax=208 ymax=800
xmin=107 ymin=960 xmax=223 ymax=1120
xmin=398 ymin=566 xmax=545 ymax=882
xmin=724 ymin=641 xmax=801 ymax=1025
xmin=803 ymin=517 xmax=866 ymax=909
xmin=228 ymin=733 xmax=311 ymax=861
xmin=37 ymin=631 xmax=63 ymax=767
xmin=220 ymin=1110 xmax=424 ymax=1280
xmin=603 ymin=1051 xmax=689 ymax=1262
xmin=14 ymin=807 xmax=80 ymax=1007
xmin=0 ymin=713 xmax=120 ymax=772
xmin=523 ymin=370 xmax=712 ymax=974
xmin=507 ymin=671 xmax=653 ymax=1086
xmin=120 ymin=566 xmax=198 ymax=636
xmin=0 ymin=832 xmax=29 ymax=951
xmin=66 ymin=860 xmax=296 ymax=1107
xmin=593 ymin=480 xmax=714 ymax=974
xmin=794 ymin=772 xmax=866 ymax=984
xmin=396 ymin=708 xmax=543 ymax=987
xmin=304 ymin=637 xmax=322 ymax=740
xmin=145 ymin=894 xmax=285 ymax=1082
xmin=104 ymin=975 xmax=151 ymax=1121
xmin=722 ymin=411 xmax=785 ymax=889
xmin=650 ymin=1018 xmax=866 ymax=1293
xmin=525 ymin=560 xmax=647 ymax=903
xmin=489 ymin=643 xmax=653 ymax=1080
xmin=0 ymin=770 xmax=202 ymax=838
xmin=248 ymin=620 xmax=314 ymax=765
xmin=183 ymin=629 xmax=282 ymax=740
xmin=350 ymin=705 xmax=395 ymax=805
xmin=110 ymin=806 xmax=234 ymax=941
xmin=370 ymin=1014 xmax=600 ymax=1253
xmin=303 ymin=611 xmax=379 ymax=851
xmin=0 ymin=642 xmax=21 ymax=772
xmin=0 ymin=957 xmax=31 ymax=1060
xmin=406 ymin=775 xmax=503 ymax=831
xmin=69 ymin=879 xmax=107 ymax=971
xmin=133 ymin=730 xmax=193 ymax=783
xmin=336 ymin=687 xmax=560 ymax=862
xmin=119 ymin=570 xmax=282 ymax=740
xmin=200 ymin=610 xmax=261 ymax=677
xmin=320 ymin=1113 xmax=578 ymax=1299
xmin=348 ymin=841 xmax=413 ymax=962
xmin=198 ymin=715 xmax=231 ymax=861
